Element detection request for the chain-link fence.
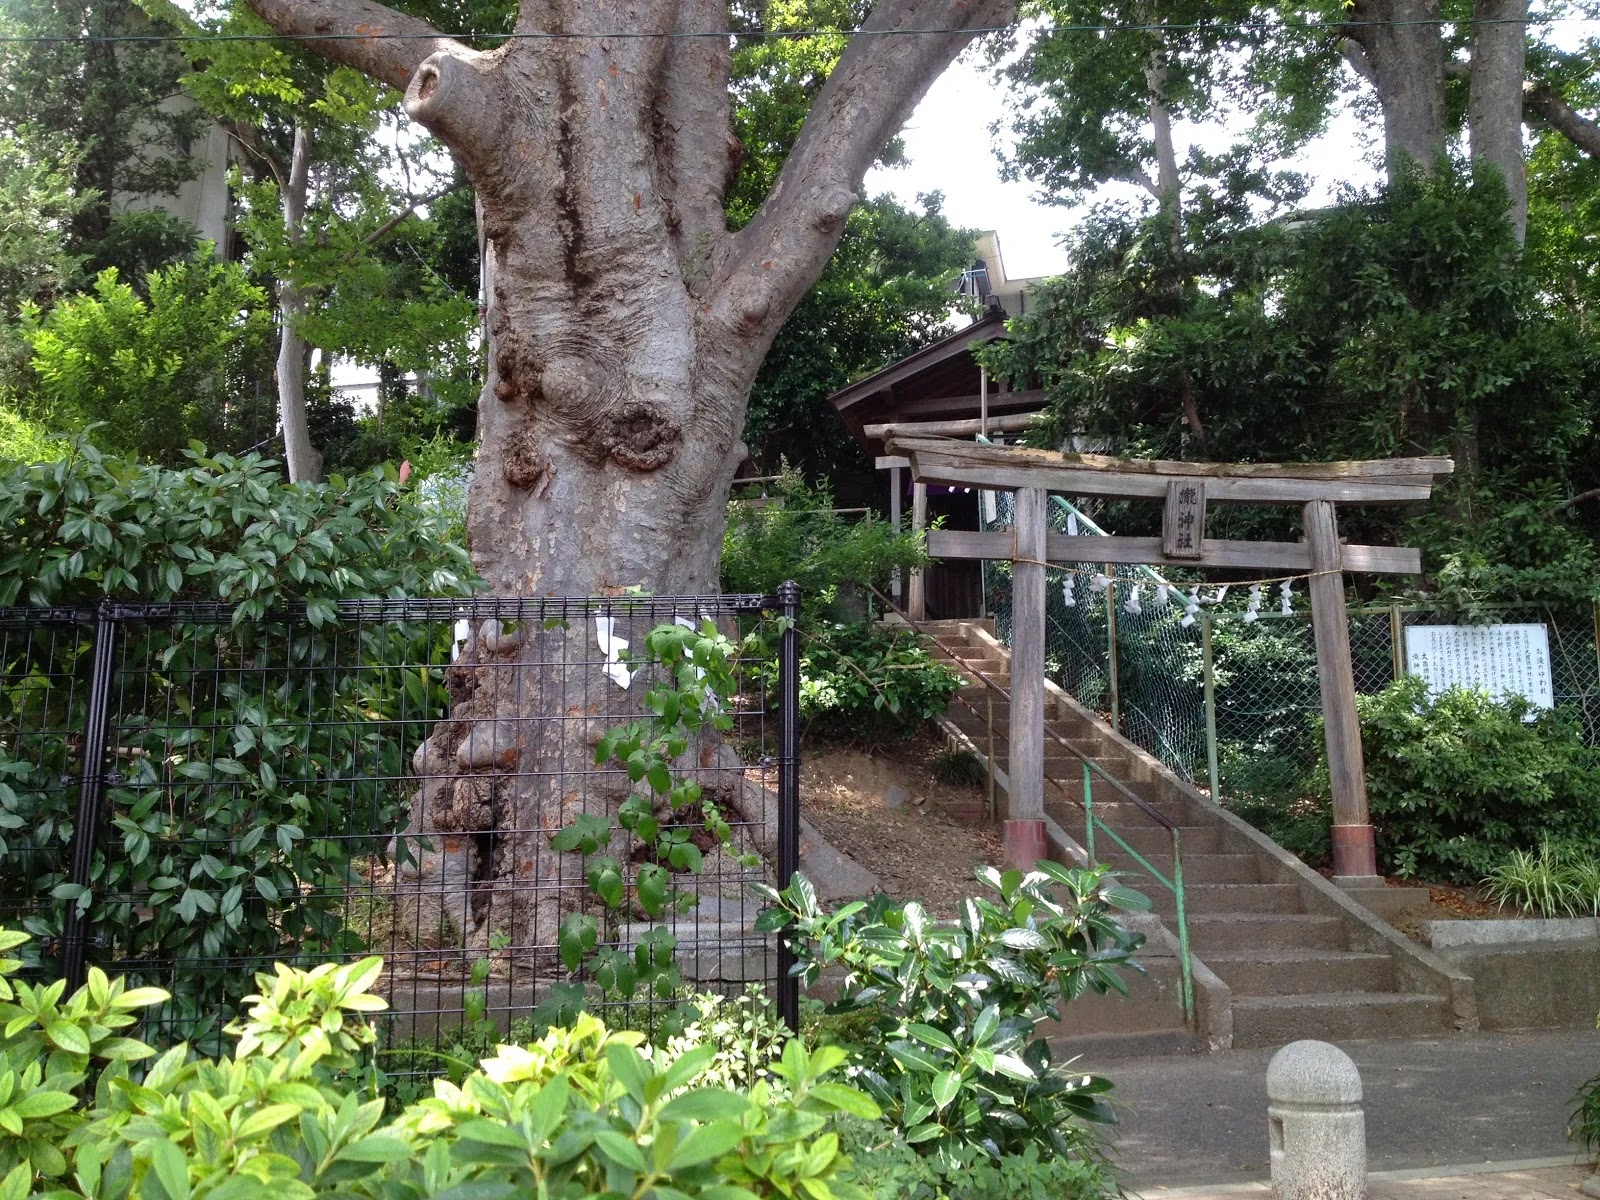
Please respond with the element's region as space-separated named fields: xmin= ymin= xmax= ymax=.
xmin=979 ymin=495 xmax=1600 ymax=807
xmin=983 ymin=489 xmax=1210 ymax=782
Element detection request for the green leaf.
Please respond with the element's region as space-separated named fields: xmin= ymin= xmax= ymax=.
xmin=886 ymin=1040 xmax=941 ymax=1075
xmin=989 ymin=1052 xmax=1037 ymax=1082
xmin=659 ymin=1089 xmax=751 ymax=1124
xmin=636 ymin=862 xmax=669 ymax=917
xmin=454 ymin=1120 xmax=529 ymax=1149
xmin=668 ymin=1122 xmax=745 ymax=1170
xmin=807 ymin=1082 xmax=882 ymax=1120
xmin=236 ymin=1104 xmax=301 ymax=1140
xmin=12 ymin=1090 xmax=75 ymax=1119
xmin=557 ymin=913 xmax=597 ymax=972
xmin=44 ymin=1019 xmax=91 ymax=1056
xmin=148 ymin=1138 xmax=190 ymax=1200
xmin=904 ymin=1023 xmax=957 ymax=1052
xmin=593 ymin=1130 xmax=649 ymax=1174
xmin=930 ymin=1070 xmax=962 ymax=1109
xmin=604 ymin=1042 xmax=652 ymax=1106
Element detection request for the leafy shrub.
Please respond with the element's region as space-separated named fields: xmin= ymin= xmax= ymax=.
xmin=838 ymin=1119 xmax=1112 ymax=1200
xmin=0 ymin=404 xmax=61 ymax=463
xmin=1348 ymin=677 xmax=1600 ymax=882
xmin=652 ymin=986 xmax=792 ymax=1091
xmin=0 ymin=927 xmax=879 ymax=1199
xmin=1225 ymin=792 xmax=1332 ymax=869
xmin=721 ymin=468 xmax=927 ymax=617
xmin=1573 ymin=1012 xmax=1600 ymax=1166
xmin=20 ymin=259 xmax=275 ymax=463
xmin=929 ymin=745 xmax=986 ymax=788
xmin=1481 ymin=841 xmax=1600 ymax=917
xmin=0 ymin=444 xmax=474 ymax=1041
xmin=796 ymin=622 xmax=964 ymax=742
xmin=758 ymin=863 xmax=1146 ymax=1158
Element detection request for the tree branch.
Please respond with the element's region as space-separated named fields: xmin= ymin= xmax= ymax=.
xmin=716 ymin=0 xmax=1014 ymax=341
xmin=242 ymin=0 xmax=462 ymax=91
xmin=340 ymin=182 xmax=464 ymax=263
xmin=1525 ymin=79 xmax=1600 ymax=158
xmin=1549 ymin=485 xmax=1600 ymax=515
xmin=1342 ymin=38 xmax=1378 ymax=87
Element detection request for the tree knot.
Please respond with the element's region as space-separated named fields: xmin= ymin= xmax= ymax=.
xmin=603 ymin=401 xmax=682 ymax=472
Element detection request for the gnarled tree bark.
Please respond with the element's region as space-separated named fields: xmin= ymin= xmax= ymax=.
xmin=244 ymin=0 xmax=1012 ymax=958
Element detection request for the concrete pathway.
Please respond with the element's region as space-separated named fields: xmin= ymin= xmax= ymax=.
xmin=1093 ymin=1029 xmax=1598 ymax=1187
xmin=1145 ymin=1159 xmax=1595 ymax=1200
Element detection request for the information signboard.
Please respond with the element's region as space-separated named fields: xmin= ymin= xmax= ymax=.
xmin=1403 ymin=623 xmax=1554 ymax=710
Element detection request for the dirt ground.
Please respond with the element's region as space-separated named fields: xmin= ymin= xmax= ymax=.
xmin=799 ymin=731 xmax=1004 ymax=916
xmin=1308 ymin=869 xmax=1543 ymax=943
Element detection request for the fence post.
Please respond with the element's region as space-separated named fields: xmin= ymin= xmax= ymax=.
xmin=1592 ymin=602 xmax=1599 ymax=699
xmin=1104 ymin=564 xmax=1121 ymax=733
xmin=775 ymin=580 xmax=802 ymax=1033
xmin=1389 ymin=603 xmax=1405 ymax=683
xmin=60 ymin=600 xmax=119 ymax=990
xmin=1202 ymin=611 xmax=1221 ymax=803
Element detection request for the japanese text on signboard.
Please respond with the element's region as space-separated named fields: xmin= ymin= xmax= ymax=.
xmin=1403 ymin=623 xmax=1554 ymax=710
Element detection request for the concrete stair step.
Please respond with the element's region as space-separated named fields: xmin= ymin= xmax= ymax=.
xmin=1203 ymin=949 xmax=1397 ymax=996
xmin=1067 ymin=795 xmax=1195 ymax=829
xmin=1094 ymin=823 xmax=1229 ymax=856
xmin=1230 ymin=992 xmax=1450 ymax=1048
xmin=1186 ymin=913 xmax=1347 ymax=952
xmin=1036 ymin=957 xmax=1192 ymax=1040
xmin=1150 ymin=883 xmax=1304 ymax=915
xmin=1107 ymin=852 xmax=1259 ymax=884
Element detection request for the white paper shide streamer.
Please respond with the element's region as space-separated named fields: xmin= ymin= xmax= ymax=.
xmin=1124 ymin=582 xmax=1143 ymax=615
xmin=1243 ymin=584 xmax=1264 ymax=623
xmin=1280 ymin=580 xmax=1294 ymax=615
xmin=1062 ymin=575 xmax=1076 ymax=608
xmin=1180 ymin=589 xmax=1202 ymax=628
xmin=595 ymin=616 xmax=635 ymax=689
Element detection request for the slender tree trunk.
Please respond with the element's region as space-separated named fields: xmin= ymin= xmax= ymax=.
xmin=1348 ymin=0 xmax=1448 ymax=177
xmin=244 ymin=0 xmax=1013 ymax=955
xmin=277 ymin=125 xmax=320 ymax=482
xmin=1467 ymin=0 xmax=1528 ymax=245
xmin=1144 ymin=42 xmax=1204 ymax=446
xmin=1145 ymin=48 xmax=1182 ymax=253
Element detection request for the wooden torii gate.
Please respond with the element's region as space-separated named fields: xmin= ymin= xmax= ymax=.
xmin=886 ymin=435 xmax=1453 ymax=886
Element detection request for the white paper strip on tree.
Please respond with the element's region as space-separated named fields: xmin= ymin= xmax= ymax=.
xmin=1403 ymin=623 xmax=1555 ymax=710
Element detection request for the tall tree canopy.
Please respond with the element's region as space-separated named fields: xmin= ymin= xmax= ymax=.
xmin=0 ymin=0 xmax=203 ymax=264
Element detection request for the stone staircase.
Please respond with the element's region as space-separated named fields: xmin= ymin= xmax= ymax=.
xmin=919 ymin=617 xmax=1477 ymax=1052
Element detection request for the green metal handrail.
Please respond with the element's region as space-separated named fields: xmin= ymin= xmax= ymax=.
xmin=867 ymin=585 xmax=1195 ymax=1022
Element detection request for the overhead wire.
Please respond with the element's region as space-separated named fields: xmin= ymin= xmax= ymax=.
xmin=0 ymin=13 xmax=1597 ymax=45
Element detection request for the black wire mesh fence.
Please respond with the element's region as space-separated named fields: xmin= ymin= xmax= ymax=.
xmin=0 ymin=593 xmax=800 ymax=1065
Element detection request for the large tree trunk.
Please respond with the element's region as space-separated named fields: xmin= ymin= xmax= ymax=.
xmin=244 ymin=0 xmax=1011 ymax=957
xmin=277 ymin=126 xmax=320 ymax=482
xmin=1467 ymin=0 xmax=1528 ymax=245
xmin=1347 ymin=0 xmax=1447 ymax=177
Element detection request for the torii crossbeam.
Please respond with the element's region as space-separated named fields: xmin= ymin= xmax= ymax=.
xmin=885 ymin=436 xmax=1453 ymax=886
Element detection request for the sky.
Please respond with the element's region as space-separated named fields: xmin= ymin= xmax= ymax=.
xmin=865 ymin=47 xmax=1388 ymax=284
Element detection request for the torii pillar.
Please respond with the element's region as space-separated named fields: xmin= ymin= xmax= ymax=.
xmin=1306 ymin=500 xmax=1379 ymax=882
xmin=1005 ymin=487 xmax=1049 ymax=872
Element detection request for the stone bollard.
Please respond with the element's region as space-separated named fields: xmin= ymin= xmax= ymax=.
xmin=1267 ymin=1040 xmax=1367 ymax=1200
